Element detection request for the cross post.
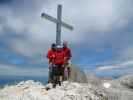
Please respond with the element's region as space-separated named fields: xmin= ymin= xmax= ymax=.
xmin=56 ymin=5 xmax=62 ymax=45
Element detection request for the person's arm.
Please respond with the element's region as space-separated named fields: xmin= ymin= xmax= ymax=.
xmin=69 ymin=49 xmax=72 ymax=58
xmin=46 ymin=49 xmax=48 ymax=57
xmin=46 ymin=53 xmax=49 ymax=59
xmin=46 ymin=50 xmax=52 ymax=64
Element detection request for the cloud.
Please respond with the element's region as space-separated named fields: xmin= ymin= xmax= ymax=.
xmin=0 ymin=64 xmax=48 ymax=76
xmin=96 ymin=60 xmax=133 ymax=71
xmin=1 ymin=0 xmax=132 ymax=46
xmin=0 ymin=25 xmax=3 ymax=33
xmin=94 ymin=60 xmax=133 ymax=77
xmin=120 ymin=47 xmax=133 ymax=61
xmin=0 ymin=0 xmax=133 ymax=77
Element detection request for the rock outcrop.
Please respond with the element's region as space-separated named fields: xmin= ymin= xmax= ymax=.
xmin=0 ymin=80 xmax=108 ymax=100
xmin=111 ymin=74 xmax=133 ymax=89
xmin=0 ymin=73 xmax=133 ymax=100
xmin=104 ymin=74 xmax=133 ymax=100
xmin=69 ymin=66 xmax=88 ymax=83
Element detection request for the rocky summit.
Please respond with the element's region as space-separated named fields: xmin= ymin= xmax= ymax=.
xmin=0 ymin=74 xmax=133 ymax=100
xmin=0 ymin=80 xmax=108 ymax=100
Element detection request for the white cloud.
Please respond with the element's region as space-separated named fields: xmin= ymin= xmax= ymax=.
xmin=6 ymin=16 xmax=25 ymax=33
xmin=0 ymin=64 xmax=48 ymax=76
xmin=0 ymin=0 xmax=133 ymax=65
xmin=96 ymin=60 xmax=133 ymax=71
xmin=0 ymin=7 xmax=25 ymax=35
xmin=96 ymin=65 xmax=117 ymax=71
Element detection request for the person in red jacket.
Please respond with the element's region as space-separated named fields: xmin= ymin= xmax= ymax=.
xmin=63 ymin=41 xmax=72 ymax=80
xmin=46 ymin=43 xmax=56 ymax=83
xmin=52 ymin=45 xmax=65 ymax=87
xmin=47 ymin=43 xmax=56 ymax=63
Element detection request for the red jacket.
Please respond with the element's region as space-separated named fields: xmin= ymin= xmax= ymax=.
xmin=47 ymin=49 xmax=56 ymax=63
xmin=53 ymin=50 xmax=65 ymax=65
xmin=63 ymin=47 xmax=72 ymax=60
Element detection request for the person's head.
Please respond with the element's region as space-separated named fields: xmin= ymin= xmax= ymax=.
xmin=63 ymin=41 xmax=68 ymax=48
xmin=51 ymin=43 xmax=56 ymax=50
xmin=56 ymin=45 xmax=63 ymax=52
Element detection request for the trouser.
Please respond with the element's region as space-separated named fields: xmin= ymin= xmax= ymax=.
xmin=63 ymin=61 xmax=71 ymax=80
xmin=64 ymin=67 xmax=68 ymax=80
xmin=52 ymin=64 xmax=64 ymax=86
xmin=52 ymin=65 xmax=64 ymax=76
xmin=48 ymin=64 xmax=53 ymax=83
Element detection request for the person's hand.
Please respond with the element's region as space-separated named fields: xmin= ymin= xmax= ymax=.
xmin=64 ymin=57 xmax=68 ymax=62
xmin=52 ymin=54 xmax=55 ymax=58
xmin=49 ymin=63 xmax=52 ymax=68
xmin=62 ymin=64 xmax=65 ymax=68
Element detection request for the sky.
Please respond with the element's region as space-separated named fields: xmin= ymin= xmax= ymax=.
xmin=0 ymin=0 xmax=133 ymax=77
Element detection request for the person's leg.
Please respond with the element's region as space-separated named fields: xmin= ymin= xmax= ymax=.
xmin=63 ymin=63 xmax=66 ymax=81
xmin=49 ymin=66 xmax=53 ymax=83
xmin=56 ymin=66 xmax=60 ymax=86
xmin=55 ymin=65 xmax=61 ymax=86
xmin=63 ymin=61 xmax=68 ymax=81
xmin=50 ymin=67 xmax=53 ymax=83
xmin=59 ymin=66 xmax=64 ymax=86
xmin=59 ymin=74 xmax=63 ymax=82
xmin=48 ymin=64 xmax=51 ymax=83
xmin=48 ymin=69 xmax=50 ymax=83
xmin=68 ymin=67 xmax=71 ymax=79
xmin=64 ymin=67 xmax=68 ymax=80
xmin=52 ymin=66 xmax=58 ymax=88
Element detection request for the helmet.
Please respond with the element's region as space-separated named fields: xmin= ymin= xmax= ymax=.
xmin=63 ymin=41 xmax=68 ymax=45
xmin=51 ymin=43 xmax=56 ymax=49
xmin=56 ymin=45 xmax=62 ymax=49
xmin=63 ymin=41 xmax=68 ymax=47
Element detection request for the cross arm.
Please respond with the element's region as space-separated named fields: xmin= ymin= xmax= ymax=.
xmin=41 ymin=13 xmax=74 ymax=31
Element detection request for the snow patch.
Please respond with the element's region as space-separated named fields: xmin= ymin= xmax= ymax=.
xmin=103 ymin=82 xmax=111 ymax=88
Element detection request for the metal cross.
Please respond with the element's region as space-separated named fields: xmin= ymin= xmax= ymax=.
xmin=41 ymin=4 xmax=74 ymax=45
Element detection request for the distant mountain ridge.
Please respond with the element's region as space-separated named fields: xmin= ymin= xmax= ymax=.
xmin=0 ymin=76 xmax=47 ymax=86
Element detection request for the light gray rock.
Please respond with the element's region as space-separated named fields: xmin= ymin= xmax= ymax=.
xmin=105 ymin=74 xmax=133 ymax=100
xmin=69 ymin=65 xmax=88 ymax=83
xmin=0 ymin=80 xmax=108 ymax=100
xmin=1 ymin=73 xmax=133 ymax=100
xmin=110 ymin=74 xmax=133 ymax=90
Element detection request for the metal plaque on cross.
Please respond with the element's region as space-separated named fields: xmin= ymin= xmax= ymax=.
xmin=41 ymin=4 xmax=74 ymax=45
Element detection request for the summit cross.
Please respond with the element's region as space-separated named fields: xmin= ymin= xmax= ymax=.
xmin=41 ymin=4 xmax=74 ymax=45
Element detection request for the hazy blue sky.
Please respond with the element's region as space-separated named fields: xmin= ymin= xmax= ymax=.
xmin=0 ymin=0 xmax=133 ymax=77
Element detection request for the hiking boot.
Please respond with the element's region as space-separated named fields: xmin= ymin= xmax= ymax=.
xmin=58 ymin=81 xmax=62 ymax=86
xmin=53 ymin=83 xmax=56 ymax=88
xmin=45 ymin=87 xmax=50 ymax=91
